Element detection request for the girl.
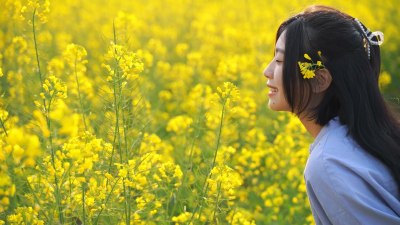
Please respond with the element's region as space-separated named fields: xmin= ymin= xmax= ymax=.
xmin=263 ymin=5 xmax=400 ymax=225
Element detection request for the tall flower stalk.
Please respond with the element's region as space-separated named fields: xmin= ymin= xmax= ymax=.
xmin=102 ymin=21 xmax=144 ymax=224
xmin=32 ymin=7 xmax=67 ymax=224
xmin=191 ymin=82 xmax=239 ymax=223
xmin=63 ymin=43 xmax=90 ymax=133
xmin=73 ymin=47 xmax=88 ymax=132
xmin=170 ymin=105 xmax=206 ymax=217
xmin=195 ymin=101 xmax=225 ymax=222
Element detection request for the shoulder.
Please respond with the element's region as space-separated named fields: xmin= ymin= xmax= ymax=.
xmin=305 ymin=123 xmax=397 ymax=194
xmin=304 ymin=122 xmax=400 ymax=224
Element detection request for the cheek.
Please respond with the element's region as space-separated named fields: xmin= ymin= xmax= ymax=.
xmin=275 ymin=66 xmax=284 ymax=82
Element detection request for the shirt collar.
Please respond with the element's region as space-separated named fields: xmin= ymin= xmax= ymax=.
xmin=309 ymin=116 xmax=339 ymax=153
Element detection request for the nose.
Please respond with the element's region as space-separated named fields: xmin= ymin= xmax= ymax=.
xmin=263 ymin=61 xmax=274 ymax=79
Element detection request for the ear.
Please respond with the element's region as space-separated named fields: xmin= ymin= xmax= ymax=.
xmin=312 ymin=68 xmax=332 ymax=93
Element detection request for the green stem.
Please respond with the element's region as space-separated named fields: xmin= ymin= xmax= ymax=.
xmin=229 ymin=207 xmax=237 ymax=224
xmin=32 ymin=8 xmax=47 ymax=115
xmin=82 ymin=182 xmax=86 ymax=225
xmin=212 ymin=181 xmax=222 ymax=222
xmin=121 ymin=103 xmax=132 ymax=223
xmin=93 ymin=178 xmax=121 ymax=225
xmin=191 ymin=102 xmax=226 ymax=223
xmin=0 ymin=117 xmax=7 ymax=136
xmin=74 ymin=55 xmax=88 ymax=131
xmin=32 ymin=8 xmax=64 ymax=224
xmin=47 ymin=99 xmax=64 ymax=224
xmin=107 ymin=21 xmax=120 ymax=174
xmin=111 ymin=21 xmax=130 ymax=225
xmin=170 ymin=107 xmax=204 ymax=217
xmin=24 ymin=174 xmax=50 ymax=222
xmin=210 ymin=103 xmax=225 ymax=169
xmin=32 ymin=8 xmax=43 ymax=87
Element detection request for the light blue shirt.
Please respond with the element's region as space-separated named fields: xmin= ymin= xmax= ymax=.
xmin=304 ymin=116 xmax=400 ymax=225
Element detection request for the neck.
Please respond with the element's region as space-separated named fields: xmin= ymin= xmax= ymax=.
xmin=299 ymin=115 xmax=323 ymax=139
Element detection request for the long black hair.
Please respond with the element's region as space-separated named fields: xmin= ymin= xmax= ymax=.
xmin=277 ymin=5 xmax=400 ymax=193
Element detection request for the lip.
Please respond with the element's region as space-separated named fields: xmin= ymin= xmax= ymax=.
xmin=267 ymin=83 xmax=278 ymax=89
xmin=267 ymin=83 xmax=278 ymax=97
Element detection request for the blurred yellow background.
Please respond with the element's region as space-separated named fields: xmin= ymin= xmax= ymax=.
xmin=0 ymin=0 xmax=398 ymax=224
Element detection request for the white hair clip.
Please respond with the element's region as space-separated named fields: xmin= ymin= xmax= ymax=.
xmin=354 ymin=18 xmax=384 ymax=59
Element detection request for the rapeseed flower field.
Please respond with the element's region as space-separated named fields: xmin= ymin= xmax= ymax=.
xmin=1 ymin=0 xmax=399 ymax=224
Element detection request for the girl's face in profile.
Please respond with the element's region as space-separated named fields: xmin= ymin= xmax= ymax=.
xmin=264 ymin=31 xmax=291 ymax=112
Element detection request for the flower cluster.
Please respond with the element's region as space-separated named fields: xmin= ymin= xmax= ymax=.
xmin=226 ymin=209 xmax=256 ymax=225
xmin=0 ymin=109 xmax=42 ymax=214
xmin=102 ymin=43 xmax=144 ymax=82
xmin=298 ymin=52 xmax=325 ymax=79
xmin=20 ymin=0 xmax=51 ymax=24
xmin=216 ymin=81 xmax=240 ymax=106
xmin=171 ymin=212 xmax=193 ymax=224
xmin=63 ymin=43 xmax=88 ymax=67
xmin=34 ymin=75 xmax=67 ymax=114
xmin=6 ymin=206 xmax=44 ymax=225
xmin=207 ymin=165 xmax=243 ymax=201
xmin=0 ymin=163 xmax=15 ymax=214
xmin=166 ymin=115 xmax=194 ymax=134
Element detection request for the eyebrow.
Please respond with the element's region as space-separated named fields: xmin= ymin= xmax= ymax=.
xmin=275 ymin=48 xmax=285 ymax=54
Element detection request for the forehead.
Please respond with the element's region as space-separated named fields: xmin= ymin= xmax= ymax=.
xmin=275 ymin=31 xmax=286 ymax=53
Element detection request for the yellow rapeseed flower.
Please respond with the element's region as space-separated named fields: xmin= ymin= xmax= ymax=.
xmin=298 ymin=62 xmax=316 ymax=79
xmin=298 ymin=51 xmax=325 ymax=79
xmin=166 ymin=115 xmax=193 ymax=134
xmin=41 ymin=75 xmax=67 ymax=101
xmin=103 ymin=42 xmax=144 ymax=81
xmin=379 ymin=71 xmax=392 ymax=89
xmin=216 ymin=82 xmax=240 ymax=104
xmin=172 ymin=212 xmax=193 ymax=223
xmin=22 ymin=0 xmax=51 ymax=24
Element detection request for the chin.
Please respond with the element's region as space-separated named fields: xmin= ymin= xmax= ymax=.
xmin=268 ymin=103 xmax=281 ymax=111
xmin=268 ymin=101 xmax=290 ymax=112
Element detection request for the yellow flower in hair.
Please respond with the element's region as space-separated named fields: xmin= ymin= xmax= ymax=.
xmin=298 ymin=62 xmax=315 ymax=79
xmin=298 ymin=52 xmax=325 ymax=79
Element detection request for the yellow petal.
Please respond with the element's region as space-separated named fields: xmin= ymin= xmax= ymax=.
xmin=304 ymin=54 xmax=311 ymax=61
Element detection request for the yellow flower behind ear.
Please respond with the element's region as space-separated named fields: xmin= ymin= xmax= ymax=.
xmin=298 ymin=52 xmax=325 ymax=79
xmin=298 ymin=62 xmax=316 ymax=79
